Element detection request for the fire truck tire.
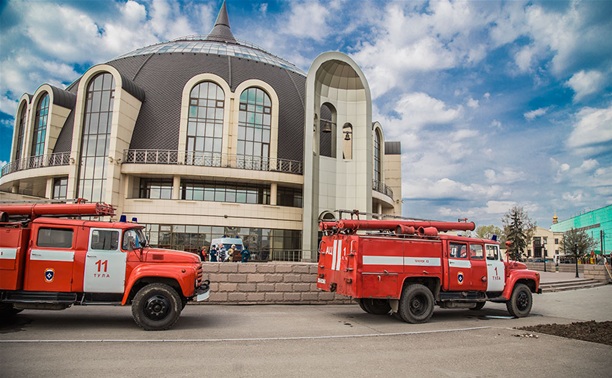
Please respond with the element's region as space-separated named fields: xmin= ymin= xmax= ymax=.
xmin=506 ymin=283 xmax=532 ymax=318
xmin=358 ymin=298 xmax=391 ymax=315
xmin=398 ymin=284 xmax=434 ymax=324
xmin=470 ymin=302 xmax=486 ymax=311
xmin=132 ymin=283 xmax=182 ymax=331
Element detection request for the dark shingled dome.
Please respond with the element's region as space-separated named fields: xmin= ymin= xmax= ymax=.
xmin=54 ymin=2 xmax=306 ymax=163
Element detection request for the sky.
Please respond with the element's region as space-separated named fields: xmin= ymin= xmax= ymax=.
xmin=0 ymin=0 xmax=611 ymax=229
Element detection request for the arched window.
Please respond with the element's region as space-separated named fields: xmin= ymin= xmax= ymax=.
xmin=187 ymin=81 xmax=224 ymax=165
xmin=31 ymin=93 xmax=49 ymax=157
xmin=14 ymin=104 xmax=27 ymax=162
xmin=77 ymin=73 xmax=115 ymax=202
xmin=238 ymin=87 xmax=271 ymax=167
xmin=374 ymin=129 xmax=382 ymax=183
xmin=319 ymin=103 xmax=336 ymax=158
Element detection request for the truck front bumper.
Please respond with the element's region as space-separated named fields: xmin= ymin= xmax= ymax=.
xmin=195 ymin=280 xmax=210 ymax=302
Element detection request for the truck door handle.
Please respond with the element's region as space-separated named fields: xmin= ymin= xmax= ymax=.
xmin=86 ymin=254 xmax=98 ymax=258
xmin=31 ymin=253 xmax=42 ymax=256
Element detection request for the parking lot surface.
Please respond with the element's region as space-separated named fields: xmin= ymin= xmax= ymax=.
xmin=1 ymin=285 xmax=611 ymax=377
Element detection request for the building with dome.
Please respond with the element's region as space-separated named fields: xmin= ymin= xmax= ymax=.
xmin=0 ymin=2 xmax=402 ymax=262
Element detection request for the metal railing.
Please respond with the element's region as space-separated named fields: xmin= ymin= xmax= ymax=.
xmin=1 ymin=152 xmax=71 ymax=177
xmin=123 ymin=149 xmax=303 ymax=175
xmin=372 ymin=179 xmax=394 ymax=199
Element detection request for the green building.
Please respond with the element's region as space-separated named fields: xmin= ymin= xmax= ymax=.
xmin=551 ymin=205 xmax=612 ymax=256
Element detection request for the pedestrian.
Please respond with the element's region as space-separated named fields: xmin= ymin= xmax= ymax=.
xmin=209 ymin=245 xmax=218 ymax=262
xmin=200 ymin=246 xmax=207 ymax=261
xmin=218 ymin=246 xmax=227 ymax=262
xmin=227 ymin=244 xmax=235 ymax=262
xmin=241 ymin=247 xmax=251 ymax=263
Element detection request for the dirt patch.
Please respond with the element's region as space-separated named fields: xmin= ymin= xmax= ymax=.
xmin=518 ymin=321 xmax=612 ymax=346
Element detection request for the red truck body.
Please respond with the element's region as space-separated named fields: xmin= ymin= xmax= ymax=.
xmin=317 ymin=218 xmax=541 ymax=323
xmin=0 ymin=202 xmax=210 ymax=330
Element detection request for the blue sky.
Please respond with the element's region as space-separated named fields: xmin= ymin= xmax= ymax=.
xmin=0 ymin=0 xmax=611 ymax=228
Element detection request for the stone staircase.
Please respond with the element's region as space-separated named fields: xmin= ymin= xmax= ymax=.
xmin=540 ymin=279 xmax=609 ymax=293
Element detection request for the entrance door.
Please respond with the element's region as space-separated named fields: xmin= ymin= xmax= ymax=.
xmin=83 ymin=228 xmax=127 ymax=293
xmin=447 ymin=242 xmax=471 ymax=291
xmin=485 ymin=244 xmax=505 ymax=292
xmin=24 ymin=226 xmax=76 ymax=292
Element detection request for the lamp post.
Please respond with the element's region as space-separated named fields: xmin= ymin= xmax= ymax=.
xmin=543 ymin=243 xmax=547 ymax=272
xmin=574 ymin=242 xmax=579 ymax=278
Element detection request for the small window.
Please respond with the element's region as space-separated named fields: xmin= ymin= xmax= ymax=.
xmin=486 ymin=245 xmax=500 ymax=260
xmin=450 ymin=242 xmax=467 ymax=259
xmin=470 ymin=244 xmax=484 ymax=259
xmin=37 ymin=228 xmax=73 ymax=248
xmin=90 ymin=229 xmax=119 ymax=250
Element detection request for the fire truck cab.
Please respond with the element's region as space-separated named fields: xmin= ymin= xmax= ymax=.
xmin=0 ymin=202 xmax=210 ymax=330
xmin=317 ymin=218 xmax=541 ymax=323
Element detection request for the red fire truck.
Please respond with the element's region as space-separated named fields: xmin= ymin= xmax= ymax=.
xmin=0 ymin=201 xmax=210 ymax=330
xmin=317 ymin=217 xmax=541 ymax=323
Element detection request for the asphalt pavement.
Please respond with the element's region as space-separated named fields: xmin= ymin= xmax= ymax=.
xmin=1 ymin=284 xmax=611 ymax=378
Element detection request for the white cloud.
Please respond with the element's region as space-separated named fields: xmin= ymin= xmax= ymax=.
xmin=566 ymin=70 xmax=604 ymax=102
xmin=392 ymin=92 xmax=463 ymax=130
xmin=282 ymin=1 xmax=330 ymax=41
xmin=484 ymin=168 xmax=525 ymax=184
xmin=567 ymin=104 xmax=612 ymax=155
xmin=467 ymin=98 xmax=479 ymax=109
xmin=524 ymin=107 xmax=548 ymax=120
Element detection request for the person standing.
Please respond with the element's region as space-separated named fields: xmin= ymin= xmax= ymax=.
xmin=241 ymin=247 xmax=251 ymax=263
xmin=200 ymin=246 xmax=208 ymax=261
xmin=209 ymin=245 xmax=218 ymax=262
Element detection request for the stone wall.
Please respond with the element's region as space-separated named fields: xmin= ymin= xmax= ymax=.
xmin=200 ymin=262 xmax=353 ymax=304
xmin=583 ymin=264 xmax=612 ymax=283
xmin=525 ymin=262 xmax=584 ymax=273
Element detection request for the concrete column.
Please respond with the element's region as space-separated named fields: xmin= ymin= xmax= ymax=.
xmin=172 ymin=175 xmax=181 ymax=200
xmin=270 ymin=183 xmax=277 ymax=205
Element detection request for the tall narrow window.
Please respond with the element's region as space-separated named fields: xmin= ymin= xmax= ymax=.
xmin=238 ymin=87 xmax=271 ymax=168
xmin=374 ymin=129 xmax=381 ymax=183
xmin=319 ymin=103 xmax=336 ymax=158
xmin=187 ymin=81 xmax=224 ymax=166
xmin=31 ymin=93 xmax=49 ymax=158
xmin=14 ymin=105 xmax=27 ymax=162
xmin=77 ymin=73 xmax=115 ymax=203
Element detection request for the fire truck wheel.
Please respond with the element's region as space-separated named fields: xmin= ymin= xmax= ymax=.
xmin=398 ymin=284 xmax=434 ymax=324
xmin=358 ymin=298 xmax=391 ymax=315
xmin=470 ymin=302 xmax=486 ymax=311
xmin=506 ymin=283 xmax=532 ymax=318
xmin=132 ymin=283 xmax=182 ymax=331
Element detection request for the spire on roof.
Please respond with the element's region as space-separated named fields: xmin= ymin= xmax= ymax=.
xmin=206 ymin=1 xmax=237 ymax=43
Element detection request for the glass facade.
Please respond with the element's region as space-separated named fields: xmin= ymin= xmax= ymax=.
xmin=277 ymin=186 xmax=302 ymax=208
xmin=142 ymin=223 xmax=301 ymax=261
xmin=139 ymin=178 xmax=173 ymax=199
xmin=181 ymin=180 xmax=270 ymax=204
xmin=77 ymin=73 xmax=115 ymax=203
xmin=374 ymin=129 xmax=381 ymax=182
xmin=551 ymin=205 xmax=612 ymax=255
xmin=238 ymin=87 xmax=271 ymax=163
xmin=187 ymin=81 xmax=224 ymax=165
xmin=14 ymin=105 xmax=26 ymax=161
xmin=31 ymin=93 xmax=49 ymax=157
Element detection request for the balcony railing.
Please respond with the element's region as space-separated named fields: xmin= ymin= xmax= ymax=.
xmin=1 ymin=152 xmax=71 ymax=177
xmin=123 ymin=149 xmax=303 ymax=175
xmin=372 ymin=179 xmax=394 ymax=199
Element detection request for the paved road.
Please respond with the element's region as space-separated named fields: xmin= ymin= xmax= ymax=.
xmin=1 ymin=285 xmax=611 ymax=378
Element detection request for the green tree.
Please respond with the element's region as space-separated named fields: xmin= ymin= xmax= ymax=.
xmin=560 ymin=228 xmax=597 ymax=259
xmin=502 ymin=206 xmax=536 ymax=261
xmin=561 ymin=228 xmax=597 ymax=278
xmin=475 ymin=225 xmax=504 ymax=242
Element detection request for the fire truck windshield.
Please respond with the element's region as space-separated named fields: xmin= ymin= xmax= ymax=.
xmin=123 ymin=228 xmax=148 ymax=249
